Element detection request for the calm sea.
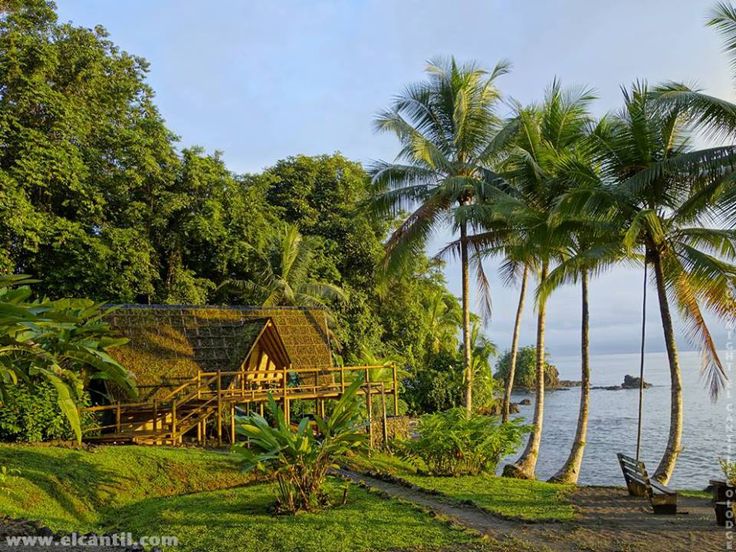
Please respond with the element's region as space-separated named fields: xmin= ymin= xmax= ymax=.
xmin=504 ymin=350 xmax=732 ymax=489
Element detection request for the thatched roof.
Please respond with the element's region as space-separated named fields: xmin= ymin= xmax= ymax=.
xmin=106 ymin=305 xmax=332 ymax=399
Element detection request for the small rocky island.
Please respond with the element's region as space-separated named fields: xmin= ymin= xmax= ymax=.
xmin=558 ymin=374 xmax=652 ymax=391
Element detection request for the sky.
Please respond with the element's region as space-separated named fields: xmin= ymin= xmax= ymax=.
xmin=55 ymin=0 xmax=734 ymax=359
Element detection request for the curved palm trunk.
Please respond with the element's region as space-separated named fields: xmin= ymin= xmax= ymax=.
xmin=652 ymin=253 xmax=683 ymax=484
xmin=504 ymin=262 xmax=548 ymax=479
xmin=461 ymin=220 xmax=473 ymax=414
xmin=549 ymin=269 xmax=590 ymax=484
xmin=502 ymin=264 xmax=529 ymax=423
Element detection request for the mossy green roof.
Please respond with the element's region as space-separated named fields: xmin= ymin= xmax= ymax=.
xmin=106 ymin=305 xmax=332 ymax=400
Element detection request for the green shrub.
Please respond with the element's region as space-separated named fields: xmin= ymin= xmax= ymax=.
xmin=401 ymin=408 xmax=530 ymax=476
xmin=235 ymin=380 xmax=368 ymax=513
xmin=494 ymin=346 xmax=559 ymax=390
xmin=0 ymin=381 xmax=97 ymax=442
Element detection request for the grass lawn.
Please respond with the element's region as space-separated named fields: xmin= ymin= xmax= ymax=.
xmin=0 ymin=444 xmax=252 ymax=532
xmin=0 ymin=445 xmax=481 ymax=551
xmin=401 ymin=474 xmax=575 ymax=522
xmin=110 ymin=480 xmax=477 ymax=552
xmin=356 ymin=452 xmax=576 ymax=522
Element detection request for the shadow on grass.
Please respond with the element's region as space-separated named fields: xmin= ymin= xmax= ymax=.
xmin=0 ymin=447 xmax=121 ymax=526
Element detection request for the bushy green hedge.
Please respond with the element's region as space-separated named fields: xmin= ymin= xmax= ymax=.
xmin=0 ymin=381 xmax=97 ymax=442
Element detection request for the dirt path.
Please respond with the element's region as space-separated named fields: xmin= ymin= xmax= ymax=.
xmin=337 ymin=470 xmax=730 ymax=552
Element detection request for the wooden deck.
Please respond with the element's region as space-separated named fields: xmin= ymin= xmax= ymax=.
xmin=83 ymin=365 xmax=399 ymax=446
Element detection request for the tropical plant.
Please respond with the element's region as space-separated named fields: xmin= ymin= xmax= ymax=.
xmin=235 ymin=379 xmax=368 ymax=513
xmin=370 ymin=57 xmax=512 ymax=413
xmin=0 ymin=380 xmax=97 ymax=442
xmin=222 ymin=224 xmax=346 ymax=311
xmin=399 ymin=408 xmax=530 ymax=476
xmin=0 ymin=275 xmax=135 ymax=442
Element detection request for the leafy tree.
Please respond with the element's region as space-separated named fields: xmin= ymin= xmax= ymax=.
xmin=0 ymin=0 xmax=179 ymax=302
xmin=494 ymin=346 xmax=559 ymax=391
xmin=371 ymin=57 xmax=511 ymax=413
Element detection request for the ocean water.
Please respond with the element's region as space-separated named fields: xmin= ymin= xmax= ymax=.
xmin=503 ymin=350 xmax=733 ymax=489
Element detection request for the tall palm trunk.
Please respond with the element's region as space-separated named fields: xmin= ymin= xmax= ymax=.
xmin=461 ymin=220 xmax=473 ymax=414
xmin=504 ymin=262 xmax=548 ymax=479
xmin=549 ymin=269 xmax=590 ymax=484
xmin=502 ymin=264 xmax=529 ymax=422
xmin=651 ymin=252 xmax=683 ymax=484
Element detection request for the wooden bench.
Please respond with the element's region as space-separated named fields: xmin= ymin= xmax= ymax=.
xmin=617 ymin=453 xmax=678 ymax=514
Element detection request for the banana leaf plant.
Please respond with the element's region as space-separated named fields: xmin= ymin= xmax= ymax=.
xmin=235 ymin=379 xmax=368 ymax=513
xmin=0 ymin=275 xmax=136 ymax=442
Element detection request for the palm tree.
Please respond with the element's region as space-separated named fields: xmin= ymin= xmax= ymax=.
xmin=370 ymin=57 xmax=512 ymax=413
xmin=542 ymin=229 xmax=621 ymax=483
xmin=579 ymin=84 xmax=736 ymax=482
xmin=423 ymin=287 xmax=462 ymax=358
xmin=222 ymin=224 xmax=346 ymax=310
xmin=481 ymin=81 xmax=597 ymax=479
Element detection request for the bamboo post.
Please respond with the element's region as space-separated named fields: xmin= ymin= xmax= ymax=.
xmin=392 ymin=364 xmax=399 ymax=415
xmin=172 ymin=400 xmax=178 ymax=443
xmin=197 ymin=370 xmax=201 ymax=399
xmin=115 ymin=402 xmax=121 ymax=433
xmin=259 ymin=402 xmax=264 ymax=417
xmin=381 ymin=383 xmax=388 ymax=447
xmin=340 ymin=366 xmax=345 ymax=394
xmin=216 ymin=370 xmax=222 ymax=446
xmin=366 ymin=368 xmax=373 ymax=449
xmin=230 ymin=404 xmax=236 ymax=444
xmin=282 ymin=364 xmax=289 ymax=425
xmin=153 ymin=399 xmax=158 ymax=432
xmin=197 ymin=420 xmax=202 ymax=444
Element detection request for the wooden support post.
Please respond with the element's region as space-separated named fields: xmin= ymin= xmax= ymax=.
xmin=381 ymin=383 xmax=388 ymax=447
xmin=230 ymin=404 xmax=236 ymax=444
xmin=172 ymin=401 xmax=178 ymax=444
xmin=366 ymin=368 xmax=373 ymax=449
xmin=216 ymin=370 xmax=222 ymax=446
xmin=392 ymin=363 xmax=399 ymax=415
xmin=282 ymin=364 xmax=289 ymax=425
xmin=340 ymin=366 xmax=345 ymax=394
xmin=115 ymin=402 xmax=121 ymax=433
xmin=197 ymin=370 xmax=201 ymax=399
xmin=197 ymin=419 xmax=202 ymax=444
xmin=259 ymin=402 xmax=264 ymax=417
xmin=153 ymin=399 xmax=158 ymax=432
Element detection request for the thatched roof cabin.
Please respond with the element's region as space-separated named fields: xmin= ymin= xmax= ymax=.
xmin=106 ymin=305 xmax=333 ymax=400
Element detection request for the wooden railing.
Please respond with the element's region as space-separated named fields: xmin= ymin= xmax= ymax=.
xmin=83 ymin=364 xmax=399 ymax=445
